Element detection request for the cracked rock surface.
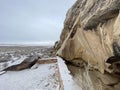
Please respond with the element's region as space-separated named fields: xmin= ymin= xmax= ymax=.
xmin=55 ymin=0 xmax=120 ymax=89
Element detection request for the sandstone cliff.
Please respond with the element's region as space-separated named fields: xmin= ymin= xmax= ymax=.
xmin=55 ymin=0 xmax=120 ymax=89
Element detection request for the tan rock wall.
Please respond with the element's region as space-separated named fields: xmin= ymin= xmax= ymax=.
xmin=56 ymin=0 xmax=120 ymax=73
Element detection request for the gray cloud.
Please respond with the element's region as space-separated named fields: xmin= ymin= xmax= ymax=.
xmin=0 ymin=0 xmax=76 ymax=43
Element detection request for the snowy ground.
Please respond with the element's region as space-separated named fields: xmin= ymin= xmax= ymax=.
xmin=0 ymin=46 xmax=58 ymax=90
xmin=57 ymin=57 xmax=82 ymax=90
xmin=0 ymin=63 xmax=59 ymax=90
xmin=0 ymin=46 xmax=55 ymax=62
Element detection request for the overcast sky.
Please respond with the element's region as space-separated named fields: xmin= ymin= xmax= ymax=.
xmin=0 ymin=0 xmax=76 ymax=44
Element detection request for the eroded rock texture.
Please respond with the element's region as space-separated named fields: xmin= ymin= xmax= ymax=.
xmin=55 ymin=0 xmax=120 ymax=89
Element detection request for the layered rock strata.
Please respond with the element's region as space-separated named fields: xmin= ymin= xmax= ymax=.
xmin=55 ymin=0 xmax=120 ymax=89
xmin=56 ymin=0 xmax=120 ymax=74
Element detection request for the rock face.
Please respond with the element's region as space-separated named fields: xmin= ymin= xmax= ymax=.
xmin=55 ymin=0 xmax=120 ymax=89
xmin=56 ymin=0 xmax=120 ymax=74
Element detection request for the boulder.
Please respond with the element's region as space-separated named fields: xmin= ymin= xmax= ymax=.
xmin=3 ymin=56 xmax=40 ymax=71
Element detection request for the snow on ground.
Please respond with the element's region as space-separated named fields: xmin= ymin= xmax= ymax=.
xmin=57 ymin=57 xmax=82 ymax=90
xmin=7 ymin=56 xmax=27 ymax=66
xmin=0 ymin=63 xmax=59 ymax=90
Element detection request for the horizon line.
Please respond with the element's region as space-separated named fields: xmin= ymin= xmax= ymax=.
xmin=0 ymin=41 xmax=56 ymax=46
